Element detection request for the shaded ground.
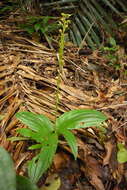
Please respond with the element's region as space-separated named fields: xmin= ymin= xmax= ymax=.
xmin=0 ymin=14 xmax=127 ymax=190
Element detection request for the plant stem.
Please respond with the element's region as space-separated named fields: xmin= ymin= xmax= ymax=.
xmin=54 ymin=13 xmax=71 ymax=120
xmin=55 ymin=72 xmax=61 ymax=120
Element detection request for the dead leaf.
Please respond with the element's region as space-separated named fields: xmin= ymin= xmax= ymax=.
xmin=81 ymin=156 xmax=105 ymax=190
xmin=53 ymin=152 xmax=69 ymax=170
xmin=103 ymin=141 xmax=114 ymax=166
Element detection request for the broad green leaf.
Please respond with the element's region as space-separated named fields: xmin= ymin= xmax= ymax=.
xmin=56 ymin=109 xmax=107 ymax=132
xmin=17 ymin=128 xmax=45 ymax=143
xmin=36 ymin=114 xmax=54 ymax=131
xmin=0 ymin=147 xmax=16 ymax=190
xmin=16 ymin=175 xmax=39 ymax=190
xmin=28 ymin=133 xmax=58 ymax=183
xmin=16 ymin=112 xmax=53 ymax=136
xmin=61 ymin=129 xmax=77 ymax=159
xmin=117 ymin=143 xmax=127 ymax=163
xmin=17 ymin=128 xmax=35 ymax=137
xmin=28 ymin=155 xmax=39 ymax=184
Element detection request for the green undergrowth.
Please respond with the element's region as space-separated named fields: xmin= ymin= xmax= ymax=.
xmin=101 ymin=37 xmax=127 ymax=75
xmin=19 ymin=15 xmax=60 ymax=49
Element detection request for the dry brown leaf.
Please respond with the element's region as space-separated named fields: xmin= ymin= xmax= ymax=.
xmin=103 ymin=141 xmax=114 ymax=166
xmin=81 ymin=156 xmax=105 ymax=190
xmin=53 ymin=152 xmax=70 ymax=170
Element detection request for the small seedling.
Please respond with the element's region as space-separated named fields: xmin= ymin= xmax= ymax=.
xmin=101 ymin=37 xmax=121 ymax=70
xmin=19 ymin=16 xmax=59 ymax=49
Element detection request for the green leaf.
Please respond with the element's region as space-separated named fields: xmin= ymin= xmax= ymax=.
xmin=0 ymin=147 xmax=16 ymax=190
xmin=17 ymin=128 xmax=35 ymax=137
xmin=16 ymin=112 xmax=53 ymax=137
xmin=109 ymin=37 xmax=116 ymax=47
xmin=17 ymin=128 xmax=44 ymax=143
xmin=61 ymin=129 xmax=77 ymax=159
xmin=42 ymin=16 xmax=51 ymax=25
xmin=16 ymin=175 xmax=39 ymax=190
xmin=117 ymin=143 xmax=127 ymax=163
xmin=40 ymin=27 xmax=46 ymax=33
xmin=34 ymin=23 xmax=42 ymax=32
xmin=25 ymin=26 xmax=35 ymax=34
xmin=56 ymin=109 xmax=107 ymax=132
xmin=36 ymin=114 xmax=53 ymax=131
xmin=28 ymin=155 xmax=39 ymax=184
xmin=28 ymin=133 xmax=58 ymax=183
xmin=28 ymin=144 xmax=42 ymax=150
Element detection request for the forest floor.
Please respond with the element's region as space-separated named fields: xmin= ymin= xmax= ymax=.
xmin=0 ymin=11 xmax=127 ymax=190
